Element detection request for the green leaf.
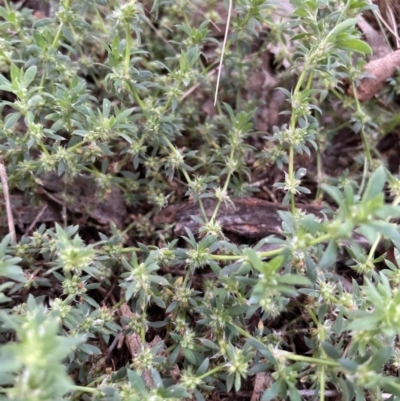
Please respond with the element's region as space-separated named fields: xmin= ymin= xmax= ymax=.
xmin=339 ymin=358 xmax=358 ymax=372
xmin=322 ymin=341 xmax=341 ymax=360
xmin=184 ymin=348 xmax=197 ymax=364
xmin=362 ymin=166 xmax=386 ymax=203
xmin=22 ymin=65 xmax=37 ymax=87
xmin=125 ymin=282 xmax=137 ymax=301
xmin=200 ymin=339 xmax=220 ymax=350
xmin=226 ymin=373 xmax=234 ymax=392
xmin=347 ymin=314 xmax=381 ymax=331
xmin=262 ymin=380 xmax=284 ymax=401
xmin=327 ymin=18 xmax=358 ymax=40
xmin=287 ymin=386 xmax=301 ymax=401
xmin=33 ymin=18 xmax=55 ymax=28
xmin=366 ymin=221 xmax=400 ymax=242
xmin=319 ymin=240 xmax=337 ymax=270
xmin=62 ymin=24 xmax=74 ymax=44
xmin=367 ymin=346 xmax=393 ymax=371
xmin=10 ymin=63 xmax=19 ymax=84
xmin=381 ymin=378 xmax=400 ymax=396
xmin=321 ymin=184 xmax=343 ymax=205
xmin=196 ymin=358 xmax=209 ymax=375
xmin=244 ymin=248 xmax=263 ymax=272
xmin=78 ymin=343 xmax=101 ymax=355
xmin=277 ymin=275 xmax=311 ymax=286
xmin=336 ymin=39 xmax=372 ymax=54
xmin=115 ymin=107 xmax=134 ymax=122
xmin=127 ymin=370 xmax=147 ymax=395
xmin=337 ymin=377 xmax=353 ymax=401
xmin=4 ymin=112 xmax=21 ymax=129
xmin=148 ymin=275 xmax=169 ymax=286
xmin=161 ymin=385 xmax=190 ymax=398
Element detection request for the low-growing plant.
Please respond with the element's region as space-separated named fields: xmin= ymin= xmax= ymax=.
xmin=0 ymin=0 xmax=400 ymax=400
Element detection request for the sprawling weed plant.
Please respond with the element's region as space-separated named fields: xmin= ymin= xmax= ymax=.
xmin=0 ymin=0 xmax=400 ymax=400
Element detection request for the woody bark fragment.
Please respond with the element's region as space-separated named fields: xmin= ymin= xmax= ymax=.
xmin=351 ymin=49 xmax=400 ymax=101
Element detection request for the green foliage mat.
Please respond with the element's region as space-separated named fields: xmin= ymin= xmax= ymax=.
xmin=1 ymin=0 xmax=400 ymax=400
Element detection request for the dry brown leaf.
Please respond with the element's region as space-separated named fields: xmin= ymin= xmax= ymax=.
xmin=250 ymin=372 xmax=272 ymax=401
xmin=357 ymin=15 xmax=391 ymax=60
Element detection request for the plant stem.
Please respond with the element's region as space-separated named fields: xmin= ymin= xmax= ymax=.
xmin=52 ymin=25 xmax=63 ymax=48
xmin=197 ymin=365 xmax=225 ymax=380
xmin=350 ymin=81 xmax=372 ymax=196
xmin=367 ymin=194 xmax=400 ymax=260
xmin=281 ymin=352 xmax=339 ymax=367
xmin=124 ymin=22 xmax=132 ymax=74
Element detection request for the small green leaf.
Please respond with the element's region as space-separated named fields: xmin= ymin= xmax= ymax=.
xmin=319 ymin=240 xmax=337 ymax=270
xmin=22 ymin=65 xmax=37 ymax=87
xmin=4 ymin=112 xmax=21 ymax=129
xmin=336 ymin=39 xmax=372 ymax=54
xmin=162 ymin=385 xmax=190 ymax=398
xmin=196 ymin=358 xmax=209 ymax=375
xmin=339 ymin=358 xmax=358 ymax=372
xmin=33 ymin=18 xmax=55 ymax=28
xmin=362 ymin=166 xmax=386 ymax=203
xmin=327 ymin=18 xmax=358 ymax=40
xmin=78 ymin=342 xmax=101 ymax=355
xmin=277 ymin=275 xmax=311 ymax=286
xmin=322 ymin=341 xmax=341 ymax=360
xmin=262 ymin=380 xmax=284 ymax=401
xmin=321 ymin=184 xmax=343 ymax=206
xmin=127 ymin=370 xmax=147 ymax=395
xmin=347 ymin=314 xmax=381 ymax=331
xmin=367 ymin=346 xmax=393 ymax=371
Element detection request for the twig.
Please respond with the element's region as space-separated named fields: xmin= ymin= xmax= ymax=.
xmin=292 ymin=389 xmax=393 ymax=399
xmin=0 ymin=156 xmax=16 ymax=242
xmin=105 ymin=333 xmax=122 ymax=363
xmin=38 ymin=187 xmax=69 ymax=227
xmin=101 ymin=278 xmax=118 ymax=306
xmin=181 ymin=67 xmax=218 ymax=101
xmin=214 ymin=0 xmax=233 ymax=105
xmin=24 ymin=204 xmax=48 ymax=236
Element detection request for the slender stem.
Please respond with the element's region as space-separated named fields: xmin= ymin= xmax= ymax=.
xmin=71 ymin=384 xmax=100 ymax=401
xmin=0 ymin=156 xmax=16 ymax=242
xmin=320 ymin=366 xmax=326 ymax=401
xmin=124 ymin=22 xmax=132 ymax=74
xmin=282 ymin=352 xmax=339 ymax=367
xmin=287 ymin=56 xmax=312 ymax=213
xmin=94 ymin=4 xmax=107 ymax=33
xmin=211 ymin=171 xmax=232 ymax=222
xmin=38 ymin=139 xmax=50 ymax=156
xmin=288 ymin=144 xmax=295 ymax=213
xmin=198 ymin=199 xmax=208 ymax=222
xmin=307 ymin=307 xmax=320 ymax=328
xmin=211 ymin=141 xmax=235 ymax=222
xmin=162 ymin=135 xmax=191 ymax=185
xmin=112 ymin=298 xmax=125 ymax=310
xmin=315 ymin=141 xmax=323 ymax=201
xmin=162 ymin=85 xmax=178 ymax=113
xmin=67 ymin=140 xmax=86 ymax=153
xmin=72 ymin=386 xmax=98 ymax=394
xmin=182 ymin=268 xmax=191 ymax=287
xmin=367 ymin=195 xmax=400 ymax=260
xmin=39 ymin=69 xmax=46 ymax=93
xmin=350 ymin=81 xmax=372 ymax=196
xmin=52 ymin=24 xmax=63 ymax=48
xmin=128 ymin=82 xmax=145 ymax=110
xmin=197 ymin=365 xmax=225 ymax=380
xmin=214 ymin=0 xmax=233 ymax=105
